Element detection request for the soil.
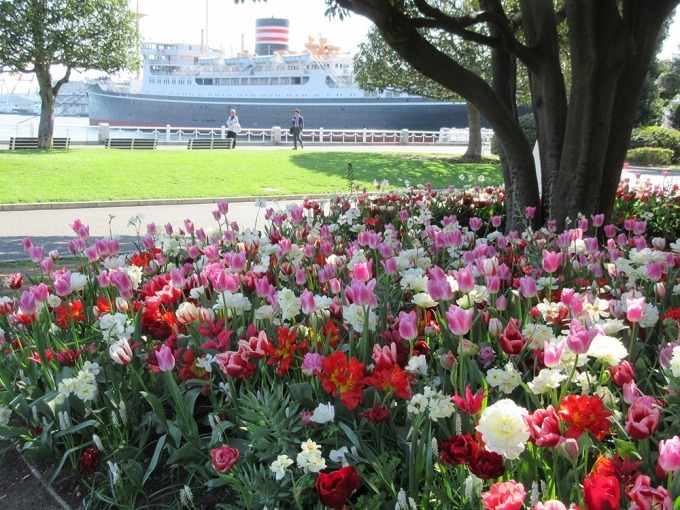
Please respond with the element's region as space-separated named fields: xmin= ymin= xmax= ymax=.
xmin=0 ymin=444 xmax=82 ymax=510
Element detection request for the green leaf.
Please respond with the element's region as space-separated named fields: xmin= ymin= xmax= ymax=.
xmin=121 ymin=459 xmax=144 ymax=489
xmin=53 ymin=419 xmax=97 ymax=438
xmin=140 ymin=391 xmax=168 ymax=429
xmin=167 ymin=441 xmax=205 ymax=465
xmin=0 ymin=426 xmax=29 ymax=439
xmin=142 ymin=434 xmax=166 ymax=486
xmin=205 ymin=477 xmax=230 ymax=488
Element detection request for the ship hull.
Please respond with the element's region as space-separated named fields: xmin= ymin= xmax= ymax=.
xmin=88 ymin=86 xmax=468 ymax=130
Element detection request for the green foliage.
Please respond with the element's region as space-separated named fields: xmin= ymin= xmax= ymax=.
xmin=670 ymin=100 xmax=680 ymax=130
xmin=490 ymin=113 xmax=536 ymax=156
xmin=629 ymin=126 xmax=680 ymax=163
xmin=634 ymin=71 xmax=665 ymax=127
xmin=625 ymin=147 xmax=673 ymax=166
xmin=0 ymin=0 xmax=140 ymax=75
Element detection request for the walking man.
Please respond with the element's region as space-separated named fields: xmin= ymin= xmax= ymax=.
xmin=291 ymin=108 xmax=304 ymax=150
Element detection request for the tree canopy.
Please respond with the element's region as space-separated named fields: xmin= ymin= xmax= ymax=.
xmin=0 ymin=0 xmax=140 ymax=147
xmin=240 ymin=0 xmax=679 ymax=231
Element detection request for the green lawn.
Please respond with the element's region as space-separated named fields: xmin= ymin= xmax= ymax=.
xmin=0 ymin=149 xmax=501 ymax=204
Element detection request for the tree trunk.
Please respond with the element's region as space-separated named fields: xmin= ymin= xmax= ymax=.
xmin=35 ymin=62 xmax=55 ymax=149
xmin=343 ymin=0 xmax=540 ymax=232
xmin=518 ymin=0 xmax=568 ymax=221
xmin=599 ymin=0 xmax=679 ymax=224
xmin=462 ymin=103 xmax=482 ymax=162
xmin=553 ymin=0 xmax=631 ymax=230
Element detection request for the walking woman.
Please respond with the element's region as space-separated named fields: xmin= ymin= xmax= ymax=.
xmin=226 ymin=109 xmax=240 ymax=147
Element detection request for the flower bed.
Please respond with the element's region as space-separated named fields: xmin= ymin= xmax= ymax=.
xmin=1 ymin=178 xmax=680 ymax=509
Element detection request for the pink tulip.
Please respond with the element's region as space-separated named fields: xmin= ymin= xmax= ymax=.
xmin=491 ymin=215 xmax=502 ymax=228
xmin=482 ymin=480 xmax=526 ymax=510
xmin=623 ymin=380 xmax=640 ymax=405
xmin=170 ymin=268 xmax=185 ymax=289
xmin=455 ymin=268 xmax=476 ymax=293
xmin=156 ymin=345 xmax=175 ymax=372
xmin=625 ymin=396 xmax=660 ymax=439
xmin=183 ymin=218 xmax=195 ymax=234
xmin=565 ymin=319 xmax=598 ymax=355
xmin=398 ymin=310 xmax=418 ymax=341
xmin=353 ymin=259 xmax=373 ymax=282
xmin=543 ymin=342 xmax=564 ymax=368
xmin=109 ymin=270 xmax=133 ymax=299
xmin=525 ymin=406 xmax=562 ymax=448
xmin=381 ymin=258 xmax=398 ymax=275
xmin=28 ymin=245 xmax=44 ymax=264
xmin=469 ymin=217 xmax=483 ymax=231
xmin=533 ymin=501 xmax=567 ymax=510
xmin=96 ymin=272 xmax=110 ymax=288
xmin=626 ymin=297 xmax=646 ymax=323
xmin=29 ymin=283 xmax=50 ymax=303
xmin=518 ymin=276 xmax=537 ymax=298
xmin=54 ymin=274 xmax=72 ymax=297
xmin=646 ymin=262 xmax=663 ymax=281
xmin=300 ymin=289 xmax=316 ymax=315
xmin=217 ymin=201 xmax=229 ymax=214
xmin=445 ymin=304 xmax=474 ymax=336
xmin=541 ymin=250 xmax=562 ymax=274
xmin=525 ymin=207 xmax=536 ymax=219
xmin=40 ymin=258 xmax=53 ymax=274
xmin=591 ymin=214 xmax=605 ymax=228
xmin=488 ymin=318 xmax=503 ymax=338
xmin=496 ymin=295 xmax=507 ymax=311
xmin=659 ymin=436 xmax=680 ymax=472
xmin=18 ymin=291 xmax=37 ymax=316
xmin=345 ymin=279 xmax=377 ymax=308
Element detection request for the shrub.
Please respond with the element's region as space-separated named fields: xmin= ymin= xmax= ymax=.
xmin=629 ymin=126 xmax=680 ymax=163
xmin=625 ymin=147 xmax=673 ymax=166
xmin=490 ymin=113 xmax=536 ymax=156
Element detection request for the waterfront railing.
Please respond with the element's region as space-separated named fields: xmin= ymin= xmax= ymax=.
xmin=0 ymin=121 xmax=493 ymax=147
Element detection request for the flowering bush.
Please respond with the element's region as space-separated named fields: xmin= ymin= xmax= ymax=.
xmin=1 ymin=179 xmax=680 ymax=509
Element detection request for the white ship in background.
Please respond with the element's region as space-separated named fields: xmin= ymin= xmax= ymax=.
xmin=88 ymin=18 xmax=467 ymax=130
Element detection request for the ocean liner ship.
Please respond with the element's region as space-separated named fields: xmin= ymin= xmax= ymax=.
xmin=88 ymin=18 xmax=467 ymax=130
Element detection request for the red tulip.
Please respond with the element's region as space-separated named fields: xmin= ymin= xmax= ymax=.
xmin=315 ymin=466 xmax=361 ymax=508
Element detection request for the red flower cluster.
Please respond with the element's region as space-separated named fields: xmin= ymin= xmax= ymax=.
xmin=316 ymin=351 xmax=366 ymax=410
xmin=439 ymin=435 xmax=505 ymax=480
xmin=558 ymin=394 xmax=612 ymax=440
xmin=266 ymin=327 xmax=307 ymax=376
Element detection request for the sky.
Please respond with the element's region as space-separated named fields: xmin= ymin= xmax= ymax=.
xmin=135 ymin=0 xmax=373 ymax=56
xmin=1 ymin=2 xmax=678 ymax=94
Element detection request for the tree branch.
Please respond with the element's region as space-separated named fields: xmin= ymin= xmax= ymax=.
xmin=409 ymin=0 xmax=540 ymax=71
xmin=53 ymin=67 xmax=72 ymax=96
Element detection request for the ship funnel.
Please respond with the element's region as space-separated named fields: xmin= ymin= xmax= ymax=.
xmin=255 ymin=18 xmax=289 ymax=55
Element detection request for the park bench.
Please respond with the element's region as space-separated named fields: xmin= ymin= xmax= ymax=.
xmin=8 ymin=137 xmax=70 ymax=150
xmin=106 ymin=138 xmax=158 ymax=149
xmin=187 ymin=138 xmax=235 ymax=150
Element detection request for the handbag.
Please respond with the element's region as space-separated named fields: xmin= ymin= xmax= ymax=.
xmin=232 ymin=122 xmax=241 ymax=134
xmin=289 ymin=126 xmax=295 ymax=134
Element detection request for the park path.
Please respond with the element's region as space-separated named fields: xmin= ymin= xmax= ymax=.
xmin=0 ymin=142 xmax=675 ymax=262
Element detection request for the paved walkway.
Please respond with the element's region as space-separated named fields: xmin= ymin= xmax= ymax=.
xmin=0 ymin=143 xmax=676 ymax=263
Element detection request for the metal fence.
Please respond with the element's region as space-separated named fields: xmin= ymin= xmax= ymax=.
xmin=0 ymin=120 xmax=493 ymax=146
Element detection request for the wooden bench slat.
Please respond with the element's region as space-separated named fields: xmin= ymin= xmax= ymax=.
xmin=187 ymin=138 xmax=234 ymax=150
xmin=106 ymin=138 xmax=157 ymax=150
xmin=9 ymin=137 xmax=70 ymax=150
